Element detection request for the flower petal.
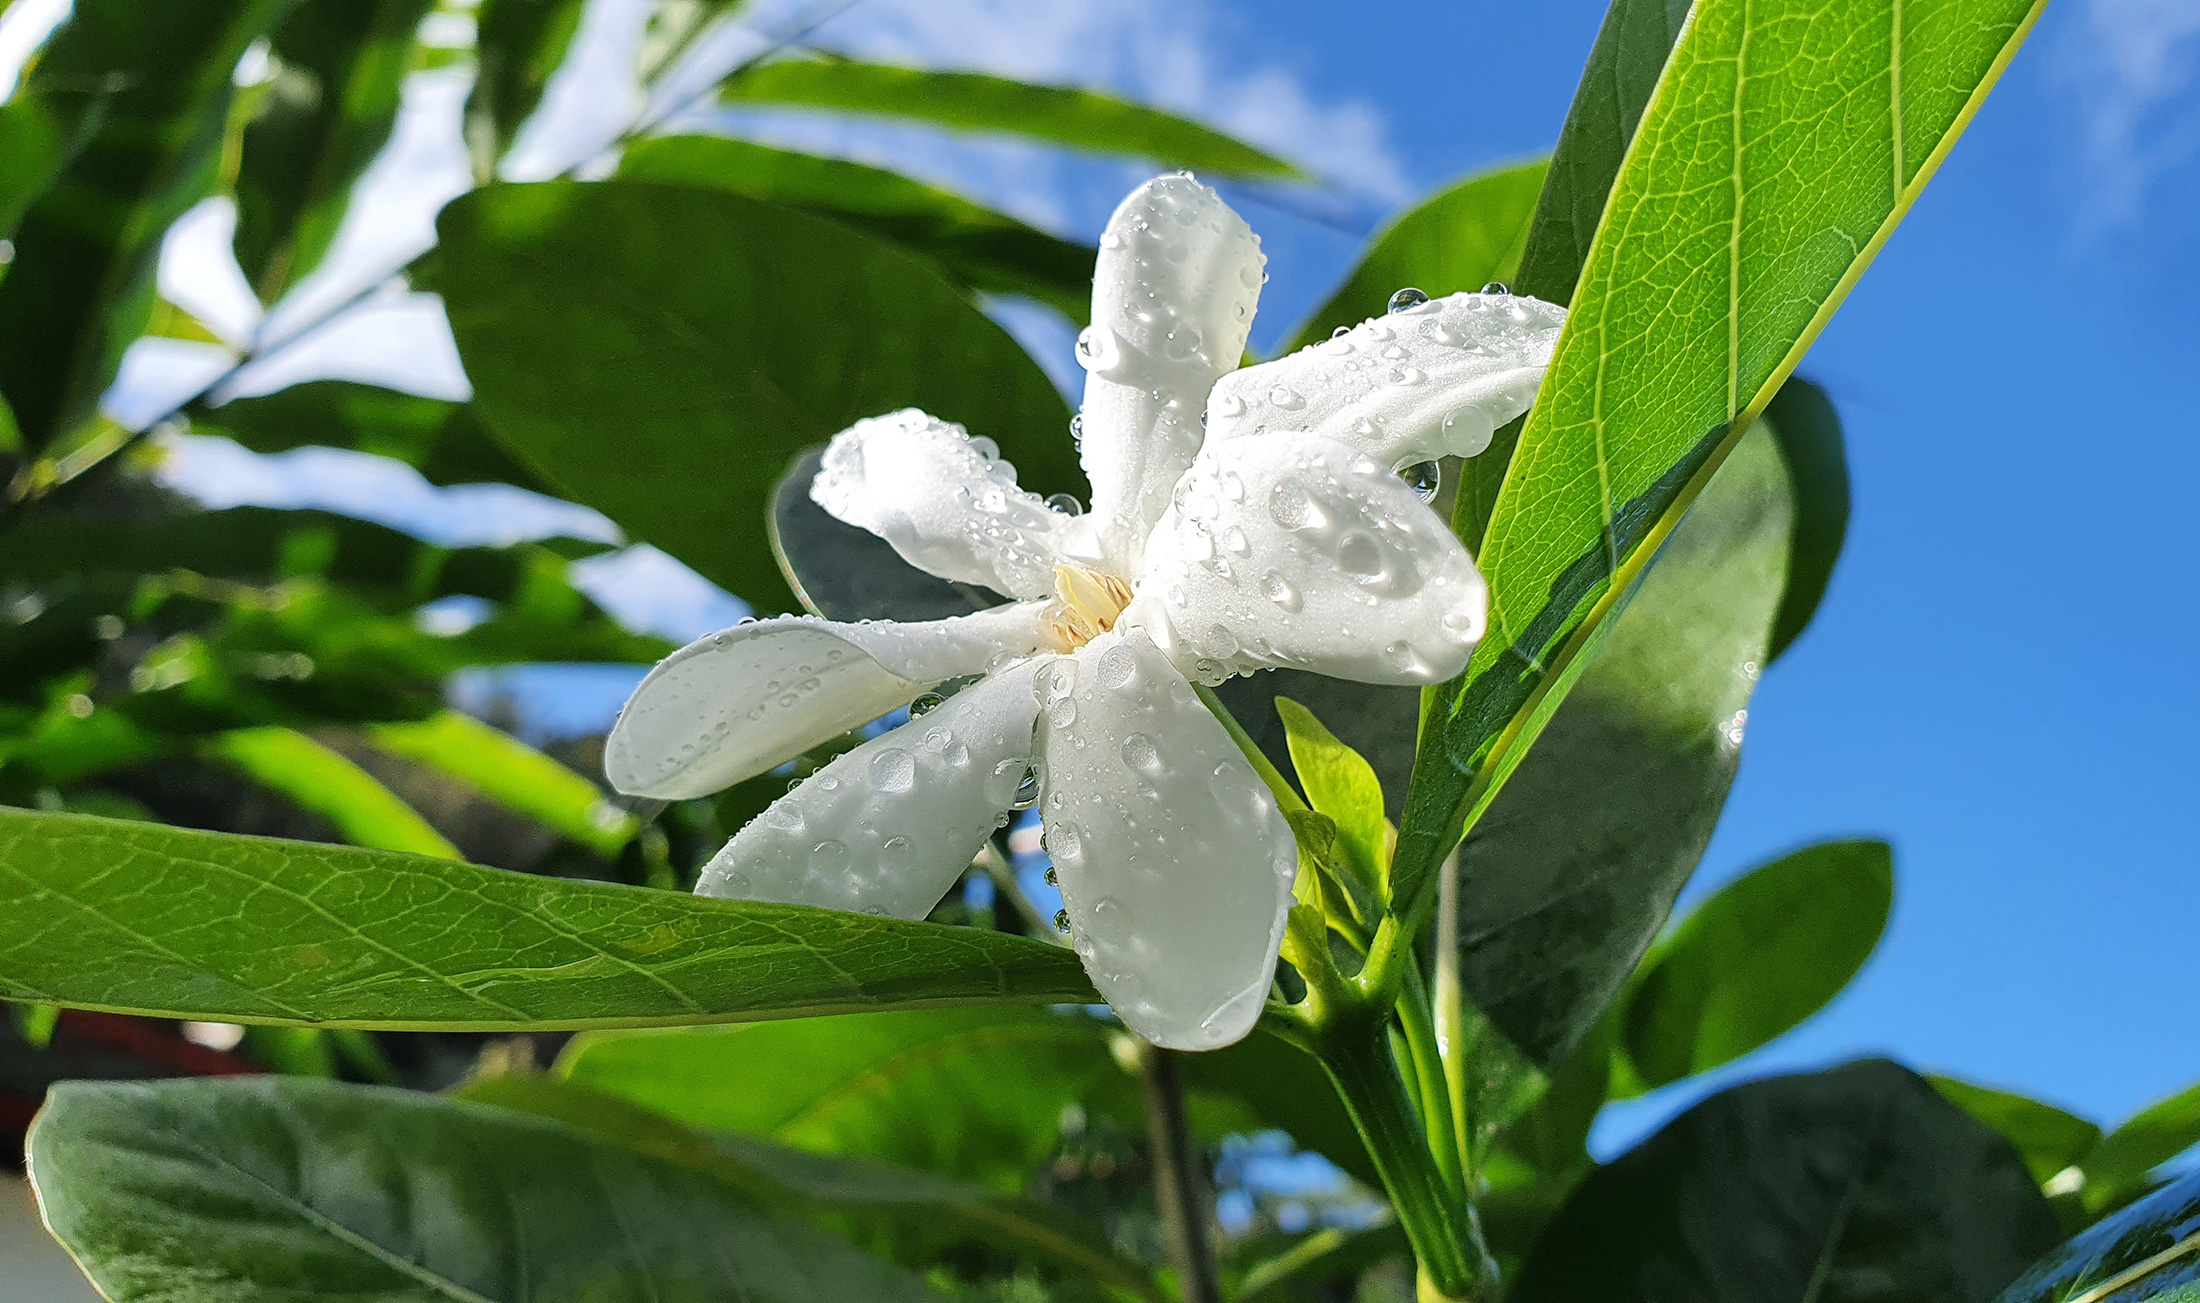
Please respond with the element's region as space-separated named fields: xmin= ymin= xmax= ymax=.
xmin=1126 ymin=430 xmax=1485 ymax=686
xmin=811 ymin=408 xmax=1070 ymax=599
xmin=604 ymin=604 xmax=1047 ymax=800
xmin=1076 ymin=175 xmax=1265 ymax=575
xmin=1204 ymin=290 xmax=1565 ymax=467
xmin=695 ymin=661 xmax=1047 ymax=918
xmin=1036 ymin=628 xmax=1296 ymax=1050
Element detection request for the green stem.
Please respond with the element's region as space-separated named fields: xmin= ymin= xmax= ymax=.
xmin=1396 ymin=961 xmax=1468 ymax=1203
xmin=1315 ymin=1021 xmax=1490 ymax=1300
xmin=1431 ymin=845 xmax=1476 ymax=1185
xmin=1136 ymin=1038 xmax=1221 ymax=1303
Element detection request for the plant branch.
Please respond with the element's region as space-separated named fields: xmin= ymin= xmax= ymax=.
xmin=1136 ymin=1038 xmax=1220 ymax=1303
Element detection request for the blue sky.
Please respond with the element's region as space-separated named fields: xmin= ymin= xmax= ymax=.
xmin=21 ymin=0 xmax=2195 ymax=1138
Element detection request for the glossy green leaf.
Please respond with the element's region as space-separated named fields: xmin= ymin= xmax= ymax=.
xmin=437 ymin=180 xmax=1079 ymax=612
xmin=204 ymin=724 xmax=460 ymax=856
xmin=1761 ymin=376 xmax=1851 ymax=659
xmin=1281 ymin=158 xmax=1547 ymax=352
xmin=769 ymin=446 xmax=996 ymax=623
xmin=1451 ymin=424 xmax=1791 ymax=1067
xmin=1931 ymin=1075 xmax=2103 ymax=1187
xmin=0 ymin=0 xmax=292 ymax=449
xmin=467 ymin=0 xmax=585 ymax=160
xmin=2086 ymin=1082 xmax=2200 ymax=1215
xmin=190 ymin=381 xmax=547 ymax=488
xmin=1513 ymin=1059 xmax=2063 ymax=1302
xmin=1618 ymin=839 xmax=1893 ymax=1093
xmin=1996 ymin=1168 xmax=2200 ymax=1302
xmin=1274 ymin=697 xmax=1387 ymax=888
xmin=369 ymin=710 xmax=638 ymax=855
xmin=0 ymin=807 xmax=1095 ymax=1027
xmin=719 ymin=57 xmax=1296 ymax=177
xmin=458 ymin=1072 xmax=1159 ymax=1296
xmin=620 ymin=135 xmax=1096 ymax=320
xmin=30 ymin=1075 xmax=947 ymax=1302
xmin=232 ymin=0 xmax=435 ymax=300
xmin=1511 ymin=0 xmax=1692 ymax=308
xmin=1397 ymin=0 xmax=2050 ymax=908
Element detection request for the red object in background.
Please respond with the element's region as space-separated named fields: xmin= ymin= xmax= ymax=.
xmin=3 ymin=1010 xmax=259 ymax=1166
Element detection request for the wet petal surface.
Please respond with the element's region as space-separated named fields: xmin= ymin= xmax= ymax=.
xmin=697 ymin=661 xmax=1048 ymax=918
xmin=1128 ymin=430 xmax=1485 ymax=686
xmin=1036 ymin=628 xmax=1295 ymax=1050
xmin=604 ymin=604 xmax=1046 ymax=800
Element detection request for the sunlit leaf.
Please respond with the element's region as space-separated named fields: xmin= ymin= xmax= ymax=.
xmin=2085 ymin=1081 xmax=2200 ymax=1215
xmin=369 ymin=710 xmax=637 ymax=855
xmin=204 ymin=724 xmax=460 ymax=856
xmin=0 ymin=808 xmax=1094 ymax=1027
xmin=1273 ymin=697 xmax=1387 ymax=889
xmin=1931 ymin=1075 xmax=2102 ymax=1187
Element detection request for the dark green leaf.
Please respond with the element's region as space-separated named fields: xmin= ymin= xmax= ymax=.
xmin=232 ymin=0 xmax=435 ymax=300
xmin=204 ymin=724 xmax=461 ymax=856
xmin=620 ymin=135 xmax=1096 ymax=320
xmin=1511 ymin=0 xmax=1692 ymax=308
xmin=769 ymin=446 xmax=999 ymax=622
xmin=1618 ymin=839 xmax=1893 ymax=1093
xmin=1930 ymin=1075 xmax=2102 ymax=1186
xmin=1281 ymin=158 xmax=1547 ymax=353
xmin=1397 ymin=0 xmax=2050 ymax=908
xmin=467 ymin=0 xmax=585 ymax=160
xmin=190 ymin=381 xmax=548 ymax=488
xmin=1761 ymin=376 xmax=1851 ymax=659
xmin=1513 ymin=1059 xmax=2062 ymax=1302
xmin=437 ymin=180 xmax=1079 ymax=612
xmin=1452 ymin=425 xmax=1792 ymax=1067
xmin=0 ymin=0 xmax=292 ymax=449
xmin=1996 ymin=1168 xmax=2200 ymax=1302
xmin=719 ymin=57 xmax=1296 ymax=177
xmin=2086 ymin=1082 xmax=2200 ymax=1214
xmin=30 ymin=1075 xmax=947 ymax=1302
xmin=0 ymin=808 xmax=1095 ymax=1027
xmin=458 ymin=1072 xmax=1159 ymax=1295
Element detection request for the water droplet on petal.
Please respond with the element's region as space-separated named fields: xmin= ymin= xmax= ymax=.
xmin=880 ymin=836 xmax=913 ymax=869
xmin=910 ymin=692 xmax=945 ymax=717
xmin=1053 ymin=908 xmax=1071 ymax=932
xmin=1388 ymin=287 xmax=1430 ymax=313
xmin=1268 ymin=385 xmax=1305 ymax=411
xmin=1096 ymin=644 xmax=1137 ymax=691
xmin=869 ymin=748 xmax=915 ymax=794
xmin=1396 ymin=460 xmax=1442 ymax=502
xmin=1213 ymin=391 xmax=1246 ymax=419
xmin=1441 ymin=404 xmax=1497 ymax=457
xmin=1012 ymin=762 xmax=1042 ymax=809
xmin=1338 ymin=531 xmax=1384 ymax=579
xmin=1269 ymin=481 xmax=1312 ymax=530
xmin=1261 ymin=571 xmax=1302 ymax=612
xmin=1121 ymin=731 xmax=1163 ymax=777
xmin=1480 ymin=281 xmax=1512 ymax=296
xmin=1046 ymin=492 xmax=1084 ymax=516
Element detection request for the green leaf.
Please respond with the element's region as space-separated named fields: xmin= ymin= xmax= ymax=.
xmin=1397 ymin=0 xmax=2050 ymax=908
xmin=204 ymin=724 xmax=461 ymax=856
xmin=2086 ymin=1082 xmax=2200 ymax=1215
xmin=0 ymin=807 xmax=1095 ymax=1027
xmin=1273 ymin=697 xmax=1387 ymax=889
xmin=719 ymin=56 xmax=1296 ymax=177
xmin=769 ymin=446 xmax=998 ymax=622
xmin=1512 ymin=1059 xmax=2063 ymax=1302
xmin=1617 ymin=838 xmax=1893 ymax=1093
xmin=232 ymin=0 xmax=436 ymax=300
xmin=30 ymin=1075 xmax=948 ymax=1302
xmin=619 ymin=135 xmax=1096 ymax=321
xmin=369 ymin=710 xmax=638 ymax=855
xmin=1233 ymin=1221 xmax=1407 ymax=1302
xmin=559 ymin=1008 xmax=1130 ymax=1193
xmin=457 ymin=1072 xmax=1160 ymax=1296
xmin=1761 ymin=376 xmax=1851 ymax=660
xmin=1281 ymin=158 xmax=1548 ymax=353
xmin=467 ymin=0 xmax=585 ymax=161
xmin=190 ymin=381 xmax=548 ymax=489
xmin=0 ymin=0 xmax=292 ymax=449
xmin=1451 ymin=424 xmax=1792 ymax=1067
xmin=1511 ymin=0 xmax=1693 ymax=308
xmin=1996 ymin=1168 xmax=2200 ymax=1302
xmin=1930 ymin=1075 xmax=2102 ymax=1187
xmin=437 ymin=180 xmax=1079 ymax=612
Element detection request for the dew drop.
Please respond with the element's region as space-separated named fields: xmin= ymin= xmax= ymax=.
xmin=1121 ymin=731 xmax=1163 ymax=777
xmin=1387 ymin=287 xmax=1430 ymax=313
xmin=1043 ymin=865 xmax=1059 ymax=886
xmin=910 ymin=692 xmax=945 ymax=717
xmin=1480 ymin=281 xmax=1512 ymax=296
xmin=1396 ymin=460 xmax=1442 ymax=503
xmin=1269 ymin=480 xmax=1312 ymax=530
xmin=1096 ymin=644 xmax=1137 ymax=691
xmin=869 ymin=748 xmax=915 ymax=794
xmin=1213 ymin=391 xmax=1246 ymax=419
xmin=1221 ymin=525 xmax=1250 ymax=555
xmin=1088 ymin=896 xmax=1132 ymax=943
xmin=1012 ymin=762 xmax=1042 ymax=809
xmin=1048 ymin=697 xmax=1078 ymax=728
xmin=1442 ymin=609 xmax=1481 ymax=642
xmin=1385 ymin=641 xmax=1433 ymax=677
xmin=1053 ymin=908 xmax=1071 ymax=932
xmin=811 ymin=839 xmax=848 ymax=864
xmin=1260 ymin=571 xmax=1302 ymax=612
xmin=1051 ymin=822 xmax=1085 ymax=864
xmin=1046 ymin=492 xmax=1084 ymax=516
xmin=879 ymin=836 xmax=913 ymax=869
xmin=1337 ymin=531 xmax=1384 ymax=579
xmin=1267 ymin=385 xmax=1305 ymax=411
xmin=1441 ymin=404 xmax=1497 ymax=458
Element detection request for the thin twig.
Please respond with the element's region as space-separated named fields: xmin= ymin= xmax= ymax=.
xmin=1136 ymin=1038 xmax=1221 ymax=1303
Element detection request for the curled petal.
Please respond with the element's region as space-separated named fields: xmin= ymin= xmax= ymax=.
xmin=696 ymin=661 xmax=1047 ymax=918
xmin=1204 ymin=290 xmax=1564 ymax=467
xmin=1127 ymin=431 xmax=1485 ymax=686
xmin=1077 ymin=174 xmax=1264 ymax=575
xmin=812 ymin=408 xmax=1070 ymax=599
xmin=604 ymin=604 xmax=1047 ymax=800
xmin=1036 ymin=628 xmax=1295 ymax=1050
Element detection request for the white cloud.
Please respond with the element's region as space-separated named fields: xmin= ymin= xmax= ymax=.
xmin=2056 ymin=0 xmax=2200 ymax=237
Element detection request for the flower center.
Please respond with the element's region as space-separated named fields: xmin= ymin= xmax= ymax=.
xmin=1040 ymin=564 xmax=1135 ymax=652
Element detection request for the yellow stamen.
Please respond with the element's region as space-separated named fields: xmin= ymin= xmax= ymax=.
xmin=1040 ymin=564 xmax=1135 ymax=652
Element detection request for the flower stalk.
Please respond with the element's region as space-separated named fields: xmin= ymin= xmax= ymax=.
xmin=1136 ymin=1039 xmax=1222 ymax=1303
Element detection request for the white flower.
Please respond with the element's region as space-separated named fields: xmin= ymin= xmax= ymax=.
xmin=604 ymin=175 xmax=1565 ymax=1050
